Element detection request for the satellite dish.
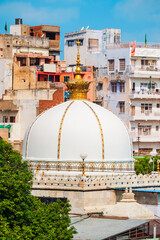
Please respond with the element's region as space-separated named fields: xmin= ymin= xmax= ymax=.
xmin=86 ymin=26 xmax=89 ymax=30
xmin=81 ymin=27 xmax=84 ymax=30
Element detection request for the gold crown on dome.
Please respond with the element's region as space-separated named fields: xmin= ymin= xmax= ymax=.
xmin=66 ymin=40 xmax=90 ymax=100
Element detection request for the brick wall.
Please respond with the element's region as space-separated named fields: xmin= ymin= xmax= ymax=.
xmin=37 ymin=88 xmax=64 ymax=115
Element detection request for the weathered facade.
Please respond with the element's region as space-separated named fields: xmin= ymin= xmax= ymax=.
xmin=0 ymin=22 xmax=94 ymax=153
xmin=10 ymin=19 xmax=60 ymax=60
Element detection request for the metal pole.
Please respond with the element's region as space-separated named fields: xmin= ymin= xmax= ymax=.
xmin=153 ymin=224 xmax=156 ymax=238
xmin=157 ymin=159 xmax=159 ymax=173
xmin=82 ymin=158 xmax=85 ymax=177
xmin=138 ymin=123 xmax=140 ymax=154
xmin=153 ymin=158 xmax=154 ymax=172
xmin=96 ymin=68 xmax=98 ymax=100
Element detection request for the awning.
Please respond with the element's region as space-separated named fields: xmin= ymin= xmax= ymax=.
xmin=0 ymin=124 xmax=12 ymax=132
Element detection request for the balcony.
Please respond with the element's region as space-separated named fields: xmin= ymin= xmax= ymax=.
xmin=129 ymin=65 xmax=160 ymax=78
xmin=130 ymin=89 xmax=160 ymax=99
xmin=131 ymin=132 xmax=160 ymax=143
xmin=49 ymin=40 xmax=60 ymax=51
xmin=130 ymin=111 xmax=160 ymax=121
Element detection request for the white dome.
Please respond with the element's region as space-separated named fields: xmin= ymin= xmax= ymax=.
xmin=22 ymin=100 xmax=133 ymax=163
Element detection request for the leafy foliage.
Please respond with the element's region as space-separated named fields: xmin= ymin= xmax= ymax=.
xmin=0 ymin=138 xmax=76 ymax=239
xmin=135 ymin=155 xmax=160 ymax=175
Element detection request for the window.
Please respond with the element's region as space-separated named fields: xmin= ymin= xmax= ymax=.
xmin=119 ymin=101 xmax=125 ymax=113
xmin=30 ymin=58 xmax=39 ymax=66
xmin=79 ymin=39 xmax=83 ymax=46
xmin=68 ymin=40 xmax=74 ymax=47
xmin=10 ymin=116 xmax=16 ymax=122
xmin=17 ymin=57 xmax=26 ymax=66
xmin=88 ymin=39 xmax=98 ymax=49
xmin=111 ymin=82 xmax=117 ymax=92
xmin=119 ymin=59 xmax=125 ymax=71
xmin=156 ymin=126 xmax=159 ymax=131
xmin=132 ymin=82 xmax=135 ymax=91
xmin=141 ymin=104 xmax=152 ymax=113
xmin=141 ymin=60 xmax=149 ymax=66
xmin=45 ymin=31 xmax=55 ymax=40
xmin=141 ymin=83 xmax=155 ymax=90
xmin=64 ymin=76 xmax=69 ymax=82
xmin=97 ymin=82 xmax=103 ymax=91
xmin=3 ymin=116 xmax=8 ymax=123
xmin=108 ymin=59 xmax=114 ymax=71
xmin=157 ymin=104 xmax=160 ymax=108
xmin=138 ymin=125 xmax=151 ymax=136
xmin=114 ymin=34 xmax=120 ymax=44
xmin=120 ymin=82 xmax=125 ymax=92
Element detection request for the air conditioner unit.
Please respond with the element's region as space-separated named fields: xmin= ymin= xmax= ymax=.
xmin=143 ymin=128 xmax=148 ymax=132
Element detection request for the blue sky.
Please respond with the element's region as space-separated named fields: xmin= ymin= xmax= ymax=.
xmin=0 ymin=0 xmax=160 ymax=59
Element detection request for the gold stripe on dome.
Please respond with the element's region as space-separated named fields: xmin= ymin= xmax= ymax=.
xmin=83 ymin=101 xmax=105 ymax=159
xmin=57 ymin=101 xmax=74 ymax=159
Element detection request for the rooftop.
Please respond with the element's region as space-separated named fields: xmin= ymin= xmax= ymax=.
xmin=71 ymin=216 xmax=149 ymax=240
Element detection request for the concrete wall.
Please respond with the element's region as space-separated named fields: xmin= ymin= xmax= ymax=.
xmin=0 ymin=35 xmax=13 ymax=59
xmin=12 ymin=35 xmax=49 ymax=56
xmin=64 ymin=28 xmax=120 ymax=68
xmin=0 ymin=128 xmax=8 ymax=141
xmin=0 ymin=59 xmax=13 ymax=98
xmin=116 ymin=189 xmax=158 ymax=205
xmin=13 ymin=62 xmax=37 ymax=90
xmin=64 ymin=30 xmax=104 ymax=67
xmin=10 ymin=24 xmax=30 ymax=36
xmin=32 ymin=189 xmax=116 ymax=214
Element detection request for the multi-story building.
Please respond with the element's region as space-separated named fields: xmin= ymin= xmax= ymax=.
xmin=10 ymin=18 xmax=60 ymax=60
xmin=99 ymin=42 xmax=160 ymax=155
xmin=0 ymin=21 xmax=94 ymax=152
xmin=65 ymin=28 xmax=160 ymax=155
xmin=64 ymin=28 xmax=120 ymax=68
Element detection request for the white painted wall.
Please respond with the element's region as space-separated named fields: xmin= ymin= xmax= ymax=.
xmin=65 ymin=30 xmax=105 ymax=67
xmin=12 ymin=47 xmax=49 ymax=57
xmin=0 ymin=59 xmax=13 ymax=99
xmin=10 ymin=25 xmax=21 ymax=35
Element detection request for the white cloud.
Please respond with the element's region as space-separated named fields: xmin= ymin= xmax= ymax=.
xmin=114 ymin=0 xmax=160 ymax=23
xmin=0 ymin=1 xmax=79 ymax=25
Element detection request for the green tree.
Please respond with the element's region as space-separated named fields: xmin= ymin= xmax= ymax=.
xmin=0 ymin=138 xmax=76 ymax=239
xmin=134 ymin=156 xmax=152 ymax=175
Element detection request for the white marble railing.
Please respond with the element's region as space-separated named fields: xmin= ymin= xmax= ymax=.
xmin=32 ymin=173 xmax=160 ymax=190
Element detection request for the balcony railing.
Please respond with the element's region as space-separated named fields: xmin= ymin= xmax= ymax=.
xmin=106 ymin=42 xmax=160 ymax=49
xmin=130 ymin=112 xmax=160 ymax=121
xmin=130 ymin=89 xmax=160 ymax=97
xmin=130 ymin=65 xmax=160 ymax=72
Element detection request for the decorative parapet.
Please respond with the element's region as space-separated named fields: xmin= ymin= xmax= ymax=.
xmin=28 ymin=160 xmax=135 ymax=173
xmin=32 ymin=173 xmax=160 ymax=191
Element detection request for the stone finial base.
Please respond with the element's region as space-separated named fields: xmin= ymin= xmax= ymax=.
xmin=121 ymin=192 xmax=136 ymax=203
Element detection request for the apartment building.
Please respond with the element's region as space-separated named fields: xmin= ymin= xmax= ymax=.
xmin=64 ymin=28 xmax=121 ymax=68
xmin=101 ymin=43 xmax=160 ymax=155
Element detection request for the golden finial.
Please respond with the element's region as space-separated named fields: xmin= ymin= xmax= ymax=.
xmin=75 ymin=40 xmax=81 ymax=75
xmin=66 ymin=40 xmax=90 ymax=100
